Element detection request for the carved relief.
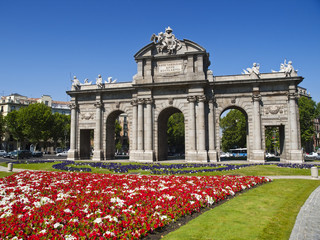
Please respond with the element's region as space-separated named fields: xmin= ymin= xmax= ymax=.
xmin=80 ymin=112 xmax=94 ymax=120
xmin=265 ymin=105 xmax=284 ymax=115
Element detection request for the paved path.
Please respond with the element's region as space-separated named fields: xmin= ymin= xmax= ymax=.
xmin=289 ymin=185 xmax=320 ymax=240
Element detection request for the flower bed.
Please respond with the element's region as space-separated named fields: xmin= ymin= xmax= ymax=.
xmin=0 ymin=171 xmax=270 ymax=239
xmin=50 ymin=162 xmax=319 ymax=174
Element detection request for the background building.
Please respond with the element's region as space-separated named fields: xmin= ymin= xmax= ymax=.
xmin=0 ymin=93 xmax=70 ymax=116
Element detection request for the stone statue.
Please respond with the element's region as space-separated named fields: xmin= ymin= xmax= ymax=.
xmin=81 ymin=78 xmax=92 ymax=85
xmin=151 ymin=26 xmax=182 ymax=54
xmin=271 ymin=60 xmax=297 ymax=77
xmin=242 ymin=63 xmax=260 ymax=75
xmin=105 ymin=77 xmax=117 ymax=84
xmin=71 ymin=76 xmax=81 ymax=89
xmin=96 ymin=74 xmax=104 ymax=88
xmin=284 ymin=60 xmax=294 ymax=77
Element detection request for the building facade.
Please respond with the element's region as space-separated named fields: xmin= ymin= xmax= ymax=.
xmin=67 ymin=27 xmax=304 ymax=163
xmin=0 ymin=93 xmax=70 ymax=116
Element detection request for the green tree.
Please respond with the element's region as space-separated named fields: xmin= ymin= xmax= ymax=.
xmin=0 ymin=113 xmax=4 ymax=147
xmin=167 ymin=112 xmax=185 ymax=153
xmin=298 ymin=96 xmax=317 ymax=151
xmin=19 ymin=103 xmax=54 ymax=149
xmin=51 ymin=113 xmax=70 ymax=149
xmin=5 ymin=110 xmax=26 ymax=147
xmin=265 ymin=127 xmax=280 ymax=154
xmin=220 ymin=109 xmax=246 ymax=152
xmin=115 ymin=120 xmax=122 ymax=152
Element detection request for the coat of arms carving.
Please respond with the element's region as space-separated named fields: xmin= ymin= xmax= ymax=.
xmin=151 ymin=26 xmax=182 ymax=54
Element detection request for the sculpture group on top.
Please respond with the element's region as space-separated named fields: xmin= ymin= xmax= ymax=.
xmin=272 ymin=59 xmax=297 ymax=77
xmin=71 ymin=74 xmax=117 ymax=90
xmin=151 ymin=26 xmax=182 ymax=54
xmin=242 ymin=63 xmax=260 ymax=75
xmin=242 ymin=60 xmax=297 ymax=77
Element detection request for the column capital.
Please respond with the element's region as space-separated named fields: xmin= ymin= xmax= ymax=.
xmin=69 ymin=103 xmax=78 ymax=110
xmin=187 ymin=95 xmax=197 ymax=103
xmin=288 ymin=92 xmax=297 ymax=100
xmin=145 ymin=98 xmax=153 ymax=105
xmin=197 ymin=95 xmax=207 ymax=103
xmin=94 ymin=101 xmax=103 ymax=108
xmin=137 ymin=98 xmax=145 ymax=105
xmin=252 ymin=94 xmax=261 ymax=102
xmin=131 ymin=99 xmax=138 ymax=106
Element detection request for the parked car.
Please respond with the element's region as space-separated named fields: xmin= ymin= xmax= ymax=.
xmin=3 ymin=151 xmax=13 ymax=158
xmin=56 ymin=151 xmax=68 ymax=157
xmin=305 ymin=152 xmax=320 ymax=159
xmin=10 ymin=150 xmax=32 ymax=159
xmin=32 ymin=151 xmax=43 ymax=157
xmin=0 ymin=150 xmax=7 ymax=157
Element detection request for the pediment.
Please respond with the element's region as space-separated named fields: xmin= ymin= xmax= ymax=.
xmin=134 ymin=39 xmax=207 ymax=59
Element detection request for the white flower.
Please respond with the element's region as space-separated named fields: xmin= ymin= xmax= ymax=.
xmin=64 ymin=208 xmax=72 ymax=213
xmin=104 ymin=231 xmax=115 ymax=237
xmin=64 ymin=235 xmax=77 ymax=240
xmin=93 ymin=218 xmax=103 ymax=224
xmin=39 ymin=229 xmax=46 ymax=234
xmin=206 ymin=196 xmax=215 ymax=205
xmin=54 ymin=222 xmax=63 ymax=229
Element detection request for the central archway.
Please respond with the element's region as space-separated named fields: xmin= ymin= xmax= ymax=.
xmin=219 ymin=106 xmax=249 ymax=161
xmin=105 ymin=110 xmax=129 ymax=160
xmin=157 ymin=107 xmax=185 ymax=161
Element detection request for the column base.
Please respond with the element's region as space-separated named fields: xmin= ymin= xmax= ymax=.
xmin=92 ymin=150 xmax=104 ymax=161
xmin=143 ymin=150 xmax=155 ymax=162
xmin=186 ymin=150 xmax=208 ymax=162
xmin=287 ymin=150 xmax=304 ymax=163
xmin=250 ymin=150 xmax=266 ymax=162
xmin=67 ymin=149 xmax=78 ymax=161
xmin=208 ymin=150 xmax=218 ymax=162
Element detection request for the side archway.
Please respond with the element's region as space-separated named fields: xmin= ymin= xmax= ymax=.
xmin=217 ymin=105 xmax=249 ymax=160
xmin=157 ymin=107 xmax=185 ymax=161
xmin=105 ymin=110 xmax=128 ymax=160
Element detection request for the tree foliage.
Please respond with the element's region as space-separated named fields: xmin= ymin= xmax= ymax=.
xmin=220 ymin=109 xmax=246 ymax=152
xmin=18 ymin=103 xmax=53 ymax=146
xmin=0 ymin=113 xmax=4 ymax=145
xmin=298 ymin=96 xmax=317 ymax=149
xmin=167 ymin=112 xmax=185 ymax=153
xmin=51 ymin=113 xmax=71 ymax=148
xmin=5 ymin=110 xmax=26 ymax=143
xmin=265 ymin=127 xmax=280 ymax=154
xmin=4 ymin=103 xmax=71 ymax=149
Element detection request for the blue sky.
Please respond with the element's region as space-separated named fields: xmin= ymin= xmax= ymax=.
xmin=1 ymin=0 xmax=319 ymax=102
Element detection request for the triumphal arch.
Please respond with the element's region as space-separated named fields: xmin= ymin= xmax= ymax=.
xmin=67 ymin=27 xmax=304 ymax=163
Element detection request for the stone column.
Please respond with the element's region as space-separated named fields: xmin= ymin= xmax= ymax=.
xmin=197 ymin=95 xmax=208 ymax=162
xmin=144 ymin=98 xmax=154 ymax=161
xmin=137 ymin=98 xmax=144 ymax=152
xmin=208 ymin=98 xmax=218 ymax=161
xmin=187 ymin=96 xmax=197 ymax=161
xmin=251 ymin=93 xmax=265 ymax=162
xmin=67 ymin=102 xmax=79 ymax=160
xmin=197 ymin=96 xmax=206 ymax=149
xmin=92 ymin=101 xmax=103 ymax=161
xmin=145 ymin=98 xmax=153 ymax=151
xmin=288 ymin=87 xmax=303 ymax=162
xmin=130 ymin=100 xmax=138 ymax=151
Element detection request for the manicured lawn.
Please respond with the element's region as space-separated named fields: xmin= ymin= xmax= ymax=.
xmin=164 ymin=179 xmax=320 ymax=240
xmin=0 ymin=172 xmax=15 ymax=178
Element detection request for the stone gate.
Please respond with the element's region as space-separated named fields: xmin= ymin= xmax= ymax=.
xmin=67 ymin=27 xmax=304 ymax=163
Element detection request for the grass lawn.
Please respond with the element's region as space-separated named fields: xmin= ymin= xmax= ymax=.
xmin=164 ymin=179 xmax=320 ymax=240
